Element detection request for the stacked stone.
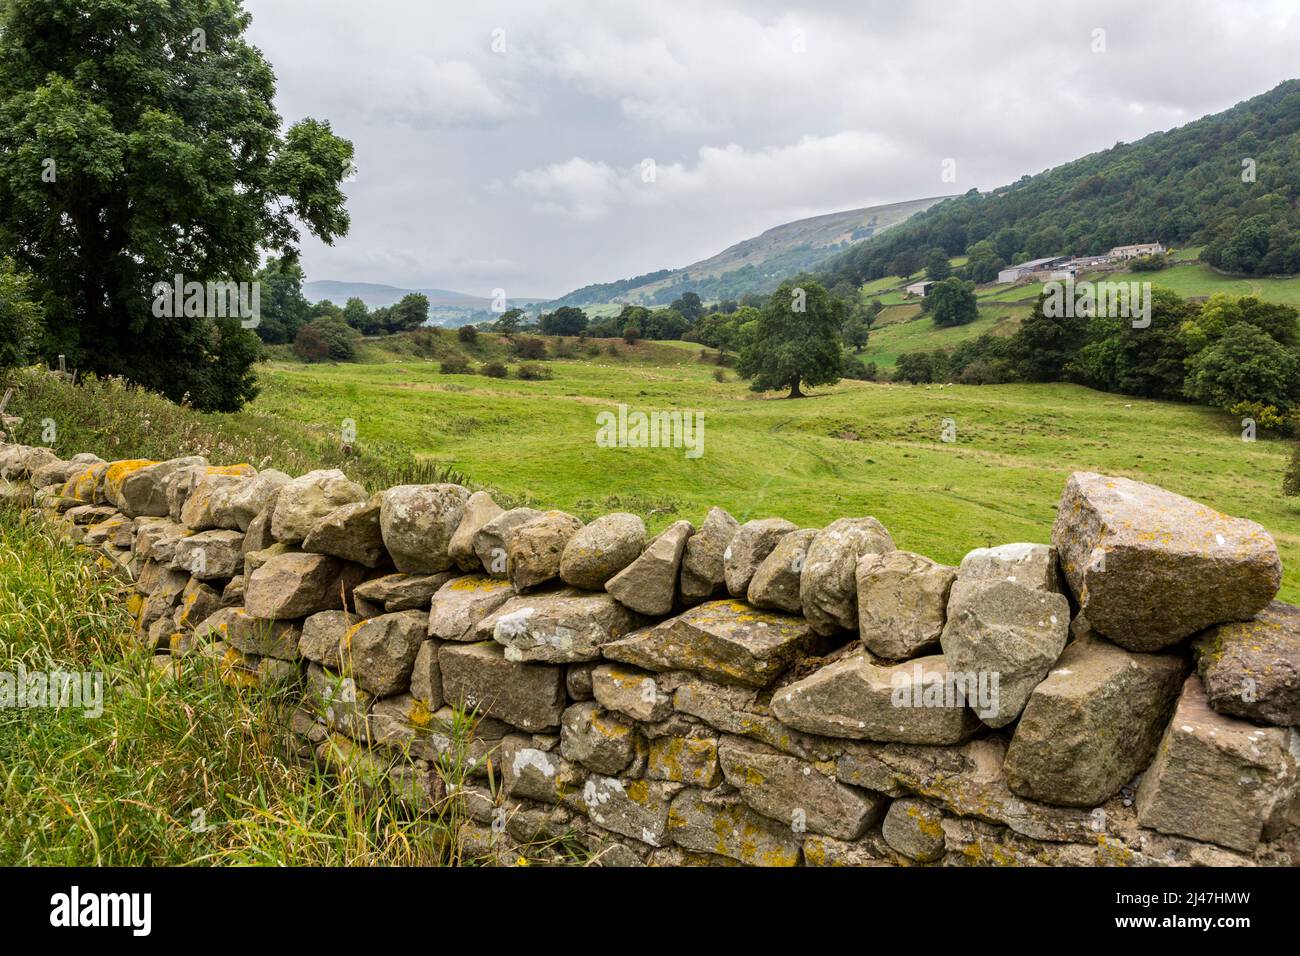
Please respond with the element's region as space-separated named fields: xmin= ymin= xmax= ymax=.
xmin=3 ymin=440 xmax=1298 ymax=867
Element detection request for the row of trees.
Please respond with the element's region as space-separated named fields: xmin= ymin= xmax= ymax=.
xmin=894 ymin=290 xmax=1300 ymax=427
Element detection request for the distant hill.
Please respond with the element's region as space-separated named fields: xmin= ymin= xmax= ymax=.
xmin=304 ymin=280 xmax=545 ymax=311
xmin=548 ymin=195 xmax=952 ymax=307
xmin=823 ymin=79 xmax=1300 ymax=289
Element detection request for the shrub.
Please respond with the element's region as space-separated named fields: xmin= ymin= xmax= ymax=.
xmin=481 ymin=362 xmax=508 ymax=379
xmin=517 ymin=363 xmax=552 ymax=380
xmin=457 ymin=325 xmax=478 ymax=344
xmin=622 ymin=326 xmax=641 ymax=344
xmin=440 ymin=354 xmax=473 ymax=375
xmin=292 ymin=315 xmax=358 ymax=363
xmin=513 ymin=336 xmax=547 ymax=360
xmin=712 ymin=367 xmax=727 ymax=383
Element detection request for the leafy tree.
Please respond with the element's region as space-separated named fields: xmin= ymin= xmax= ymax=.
xmin=894 ymin=351 xmax=936 ymax=384
xmin=1185 ymin=323 xmax=1300 ymax=412
xmin=925 ymin=278 xmax=979 ymax=327
xmin=0 ymin=256 xmax=43 ymax=370
xmin=387 ymin=293 xmax=429 ymax=333
xmin=0 ymin=0 xmax=353 ymax=410
xmin=1072 ymin=288 xmax=1194 ymax=400
xmin=643 ymin=308 xmax=689 ymax=341
xmin=622 ymin=326 xmax=641 ymax=344
xmin=669 ymin=292 xmax=705 ymax=324
xmin=1007 ymin=292 xmax=1090 ymax=381
xmin=925 ymin=249 xmax=952 ymax=282
xmin=539 ymin=305 xmax=588 ymax=336
xmin=494 ymin=307 xmax=525 ymax=334
xmin=964 ymin=239 xmax=1006 ymax=284
xmin=309 ymin=299 xmax=344 ymax=321
xmin=737 ymin=281 xmax=844 ymax=398
xmin=457 ymin=324 xmax=478 ymax=344
xmin=294 ymin=314 xmax=357 ymax=363
xmin=253 ymin=257 xmax=312 ymax=344
xmin=342 ymin=297 xmax=369 ymax=332
xmin=843 ymin=316 xmax=870 ymax=353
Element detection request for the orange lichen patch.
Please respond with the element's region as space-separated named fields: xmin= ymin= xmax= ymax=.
xmin=103 ymin=459 xmax=156 ymax=499
xmin=207 ymin=464 xmax=256 ymax=477
xmin=448 ymin=575 xmax=511 ymax=593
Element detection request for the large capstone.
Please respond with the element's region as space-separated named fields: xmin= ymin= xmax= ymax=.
xmin=606 ymin=519 xmax=692 ymax=615
xmin=1052 ymin=472 xmax=1281 ymax=651
xmin=680 ymin=506 xmax=739 ymax=604
xmin=799 ymin=516 xmax=895 ymax=635
xmin=244 ymin=551 xmax=366 ymax=620
xmin=480 ymin=588 xmax=642 ymax=663
xmin=856 ymin=550 xmax=956 ymax=660
xmin=560 ymin=512 xmax=646 ymax=590
xmin=378 ymin=483 xmax=470 ymax=574
xmin=438 ymin=641 xmax=565 ymax=732
xmin=746 ymin=528 xmax=818 ymax=614
xmin=723 ymin=517 xmax=796 ymax=597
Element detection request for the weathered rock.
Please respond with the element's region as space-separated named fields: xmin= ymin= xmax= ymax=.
xmin=856 ymin=550 xmax=956 ymax=660
xmin=591 ymin=663 xmax=674 ymax=722
xmin=1052 ymin=472 xmax=1281 ymax=651
xmin=176 ymin=577 xmax=222 ymax=632
xmin=244 ymin=551 xmax=365 ymax=620
xmin=680 ymin=506 xmax=740 ymax=604
xmin=427 ymin=574 xmax=515 ymax=641
xmin=62 ymin=460 xmax=109 ymax=503
xmin=1136 ymin=674 xmax=1299 ymax=853
xmin=471 ymin=507 xmax=542 ymax=579
xmin=273 ymin=470 xmax=368 ymax=545
xmin=719 ymin=737 xmax=885 ymax=840
xmin=940 ymin=579 xmax=1070 ymax=728
xmin=566 ymin=662 xmax=597 ymax=701
xmin=881 ymin=798 xmax=946 ymax=862
xmin=298 ymin=610 xmax=362 ymax=668
xmin=370 ymin=693 xmax=438 ymax=752
xmin=667 ymin=788 xmax=801 ymax=866
xmin=1194 ymin=600 xmax=1300 ymax=726
xmin=606 ymin=519 xmax=692 ymax=615
xmin=303 ymin=498 xmax=387 ymax=568
xmin=110 ymin=456 xmax=206 ymax=517
xmin=1004 ymin=632 xmax=1187 ymax=806
xmin=31 ymin=453 xmax=101 ymax=490
xmin=500 ymin=735 xmax=586 ymax=807
xmin=480 ymin=588 xmax=642 ymax=663
xmin=210 ymin=469 xmax=291 ymax=532
xmin=0 ymin=444 xmax=58 ymax=481
xmin=507 ymin=510 xmax=584 ymax=591
xmin=377 ymin=483 xmax=471 ymax=574
xmin=561 ymin=702 xmax=638 ymax=775
xmin=171 ymin=529 xmax=244 ymax=581
xmin=339 ymin=610 xmax=427 ymax=697
xmin=582 ymin=776 xmax=677 ymax=847
xmin=671 ymin=674 xmax=839 ymax=763
xmin=241 ymin=505 xmax=276 ymax=556
xmin=799 ymin=516 xmax=896 ymax=635
xmin=560 ymin=512 xmax=646 ymax=590
xmin=747 ymin=528 xmax=818 ymax=614
xmin=604 ymin=599 xmax=815 ymax=687
xmin=438 ymin=641 xmax=565 ymax=732
xmin=305 ymin=664 xmax=374 ymax=740
xmin=950 ymin=542 xmax=1060 ymax=598
xmin=352 ymin=570 xmax=455 ymax=613
xmin=803 ymin=832 xmax=900 ymax=867
xmin=772 ymin=653 xmax=982 ymax=744
xmin=647 ymin=731 xmax=721 ymax=788
xmin=195 ymin=607 xmax=302 ymax=660
xmin=178 ymin=466 xmax=257 ymax=529
xmin=448 ymin=490 xmax=503 ymax=572
xmin=65 ymin=504 xmax=119 ymax=526
xmin=409 ymin=640 xmax=444 ymax=710
xmin=723 ymin=517 xmax=796 ymax=597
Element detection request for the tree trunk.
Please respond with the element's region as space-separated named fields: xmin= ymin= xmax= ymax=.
xmin=787 ymin=380 xmax=804 ymax=398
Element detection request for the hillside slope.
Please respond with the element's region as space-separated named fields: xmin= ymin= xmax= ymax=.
xmin=823 ymin=80 xmax=1300 ymax=289
xmin=551 ymin=195 xmax=951 ymax=307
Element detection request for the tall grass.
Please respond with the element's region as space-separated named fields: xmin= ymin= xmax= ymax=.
xmin=1 ymin=368 xmax=467 ymax=492
xmin=0 ymin=508 xmax=579 ymax=865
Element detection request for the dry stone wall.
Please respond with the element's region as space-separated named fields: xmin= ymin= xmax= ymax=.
xmin=2 ymin=440 xmax=1299 ymax=867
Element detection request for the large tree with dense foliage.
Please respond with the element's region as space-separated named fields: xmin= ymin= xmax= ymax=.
xmin=0 ymin=0 xmax=353 ymax=409
xmin=1185 ymin=323 xmax=1300 ymax=413
xmin=924 ymin=277 xmax=978 ymax=327
xmin=253 ymin=256 xmax=312 ymax=344
xmin=737 ymin=281 xmax=843 ymax=398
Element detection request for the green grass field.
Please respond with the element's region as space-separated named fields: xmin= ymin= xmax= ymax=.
xmin=248 ymin=352 xmax=1300 ymax=602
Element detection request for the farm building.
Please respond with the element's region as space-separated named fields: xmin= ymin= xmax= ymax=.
xmin=904 ymin=280 xmax=935 ymax=297
xmin=996 ymin=256 xmax=1073 ymax=284
xmin=1109 ymin=242 xmax=1166 ymax=260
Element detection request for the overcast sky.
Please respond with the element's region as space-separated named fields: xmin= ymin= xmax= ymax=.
xmin=245 ymin=0 xmax=1300 ymax=299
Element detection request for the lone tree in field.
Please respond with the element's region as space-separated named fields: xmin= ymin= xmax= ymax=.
xmin=0 ymin=0 xmax=353 ymax=410
xmin=737 ymin=280 xmax=844 ymax=398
